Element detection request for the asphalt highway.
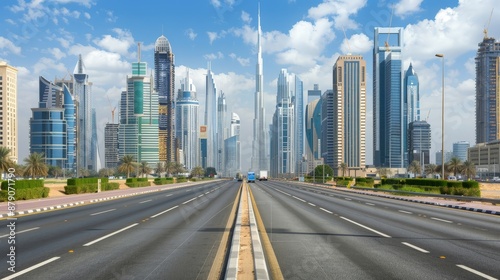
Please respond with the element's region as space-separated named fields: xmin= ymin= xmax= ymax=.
xmin=250 ymin=181 xmax=500 ymax=280
xmin=0 ymin=180 xmax=240 ymax=280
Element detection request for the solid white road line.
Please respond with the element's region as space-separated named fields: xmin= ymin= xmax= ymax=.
xmin=398 ymin=210 xmax=413 ymax=214
xmin=431 ymin=217 xmax=453 ymax=223
xmin=292 ymin=196 xmax=306 ymax=202
xmin=83 ymin=223 xmax=138 ymax=246
xmin=0 ymin=227 xmax=40 ymax=238
xmin=340 ymin=216 xmax=391 ymax=238
xmin=90 ymin=209 xmax=116 ymax=216
xmin=182 ymin=197 xmax=197 ymax=204
xmin=344 ymin=198 xmax=352 ymax=201
xmin=456 ymin=265 xmax=498 ymax=280
xmin=166 ymin=194 xmax=173 ymax=197
xmin=198 ymin=194 xmax=204 ymax=197
xmin=139 ymin=200 xmax=152 ymax=204
xmin=365 ymin=203 xmax=375 ymax=206
xmin=150 ymin=205 xmax=179 ymax=218
xmin=401 ymin=242 xmax=429 ymax=253
xmin=308 ymin=203 xmax=316 ymax=206
xmin=320 ymin=207 xmax=333 ymax=214
xmin=1 ymin=257 xmax=60 ymax=280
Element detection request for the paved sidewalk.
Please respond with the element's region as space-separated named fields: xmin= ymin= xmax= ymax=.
xmin=0 ymin=181 xmax=209 ymax=218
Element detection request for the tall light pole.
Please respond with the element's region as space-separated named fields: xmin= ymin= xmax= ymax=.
xmin=435 ymin=54 xmax=445 ymax=180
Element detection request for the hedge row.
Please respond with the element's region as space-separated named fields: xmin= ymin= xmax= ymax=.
xmin=153 ymin=178 xmax=174 ymax=185
xmin=375 ymin=184 xmax=481 ymax=197
xmin=381 ymin=178 xmax=480 ymax=189
xmin=176 ymin=178 xmax=188 ymax=183
xmin=64 ymin=182 xmax=120 ymax=194
xmin=355 ymin=177 xmax=374 ymax=187
xmin=334 ymin=177 xmax=353 ymax=182
xmin=125 ymin=178 xmax=150 ymax=187
xmin=1 ymin=179 xmax=44 ymax=190
xmin=0 ymin=187 xmax=49 ymax=201
xmin=67 ymin=177 xmax=109 ymax=186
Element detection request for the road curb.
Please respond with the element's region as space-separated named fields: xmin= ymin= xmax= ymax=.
xmin=225 ymin=184 xmax=244 ymax=279
xmin=247 ymin=186 xmax=269 ymax=279
xmin=0 ymin=182 xmax=207 ymax=218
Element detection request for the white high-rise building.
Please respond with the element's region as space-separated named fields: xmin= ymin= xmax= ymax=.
xmin=225 ymin=113 xmax=241 ymax=177
xmin=270 ymin=69 xmax=295 ymax=177
xmin=251 ymin=5 xmax=268 ymax=173
xmin=176 ymin=69 xmax=199 ymax=171
xmin=217 ymin=91 xmax=228 ymax=175
xmin=205 ymin=63 xmax=218 ymax=169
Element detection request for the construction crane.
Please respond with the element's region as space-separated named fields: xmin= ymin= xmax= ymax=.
xmin=484 ymin=8 xmax=494 ymax=39
xmin=385 ymin=6 xmax=394 ymax=52
xmin=425 ymin=109 xmax=431 ymax=122
xmin=342 ymin=26 xmax=352 ymax=55
xmin=106 ymin=95 xmax=117 ymax=124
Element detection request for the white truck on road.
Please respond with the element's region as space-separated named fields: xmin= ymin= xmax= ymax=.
xmin=258 ymin=170 xmax=268 ymax=181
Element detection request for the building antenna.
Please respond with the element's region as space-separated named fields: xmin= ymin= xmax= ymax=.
xmin=138 ymin=42 xmax=141 ymax=62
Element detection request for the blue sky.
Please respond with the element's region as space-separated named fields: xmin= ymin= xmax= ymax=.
xmin=1 ymin=0 xmax=499 ymax=171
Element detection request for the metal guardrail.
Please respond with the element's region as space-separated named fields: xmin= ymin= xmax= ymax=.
xmin=346 ymin=186 xmax=500 ymax=205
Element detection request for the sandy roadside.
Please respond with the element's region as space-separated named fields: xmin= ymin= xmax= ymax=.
xmin=44 ymin=179 xmax=130 ymax=197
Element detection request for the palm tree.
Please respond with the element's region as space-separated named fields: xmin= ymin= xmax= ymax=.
xmin=165 ymin=161 xmax=176 ymax=177
xmin=0 ymin=147 xmax=14 ymax=178
xmin=408 ymin=160 xmax=421 ymax=176
xmin=462 ymin=160 xmax=476 ymax=180
xmin=425 ymin=164 xmax=437 ymax=178
xmin=48 ymin=165 xmax=63 ymax=178
xmin=378 ymin=168 xmax=392 ymax=178
xmin=139 ymin=161 xmax=152 ymax=178
xmin=23 ymin=152 xmax=48 ymax=179
xmin=155 ymin=162 xmax=165 ymax=177
xmin=78 ymin=168 xmax=90 ymax=178
xmin=448 ymin=157 xmax=463 ymax=177
xmin=191 ymin=166 xmax=204 ymax=178
xmin=173 ymin=162 xmax=185 ymax=176
xmin=339 ymin=162 xmax=348 ymax=177
xmin=118 ymin=155 xmax=136 ymax=178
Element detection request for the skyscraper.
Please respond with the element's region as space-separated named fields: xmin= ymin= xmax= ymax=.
xmin=331 ymin=55 xmax=367 ymax=176
xmin=30 ymin=77 xmax=76 ymax=170
xmin=373 ymin=27 xmax=405 ymax=168
xmin=0 ymin=62 xmax=18 ymax=163
xmin=475 ymin=36 xmax=500 ymax=144
xmin=270 ymin=69 xmax=295 ymax=177
xmin=251 ymin=5 xmax=268 ymax=172
xmin=217 ymin=91 xmax=228 ymax=175
xmin=405 ymin=63 xmax=420 ymax=123
xmin=225 ymin=113 xmax=241 ymax=177
xmin=408 ymin=120 xmax=431 ymax=166
xmin=453 ymin=141 xmax=470 ymax=162
xmin=321 ymin=89 xmax=334 ymax=169
xmin=104 ymin=123 xmax=119 ymax=168
xmin=154 ymin=35 xmax=176 ymax=163
xmin=305 ymin=85 xmax=323 ymax=173
xmin=205 ymin=63 xmax=218 ymax=169
xmin=91 ymin=108 xmax=101 ymax=171
xmin=73 ymin=55 xmax=93 ymax=172
xmin=293 ymin=75 xmax=304 ymax=176
xmin=119 ymin=54 xmax=159 ymax=169
xmin=175 ymin=69 xmax=199 ymax=171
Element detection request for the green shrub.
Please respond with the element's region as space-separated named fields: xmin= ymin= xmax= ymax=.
xmin=67 ymin=177 xmax=108 ymax=186
xmin=64 ymin=184 xmax=97 ymax=194
xmin=126 ymin=181 xmax=150 ymax=188
xmin=153 ymin=178 xmax=174 ymax=185
xmin=0 ymin=187 xmax=50 ymax=201
xmin=102 ymin=182 xmax=119 ymax=191
xmin=355 ymin=177 xmax=374 ymax=187
xmin=176 ymin=177 xmax=188 ymax=183
xmin=381 ymin=178 xmax=403 ymax=185
xmin=336 ymin=180 xmax=350 ymax=186
xmin=447 ymin=181 xmax=462 ymax=188
xmin=334 ymin=176 xmax=353 ymax=182
xmin=126 ymin=178 xmax=136 ymax=183
xmin=405 ymin=178 xmax=448 ymax=187
xmin=137 ymin=178 xmax=149 ymax=182
xmin=462 ymin=181 xmax=479 ymax=188
xmin=376 ymin=184 xmax=395 ymax=190
xmin=1 ymin=179 xmax=44 ymax=190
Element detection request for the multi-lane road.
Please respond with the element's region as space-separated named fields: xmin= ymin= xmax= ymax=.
xmin=0 ymin=180 xmax=239 ymax=279
xmin=251 ymin=181 xmax=500 ymax=280
xmin=0 ymin=179 xmax=499 ymax=279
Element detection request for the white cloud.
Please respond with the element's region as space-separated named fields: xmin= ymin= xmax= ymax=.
xmin=404 ymin=0 xmax=499 ymax=62
xmin=48 ymin=47 xmax=66 ymax=60
xmin=93 ymin=28 xmax=135 ymax=57
xmin=340 ymin=33 xmax=372 ymax=54
xmin=185 ymin=28 xmax=197 ymax=40
xmin=33 ymin=57 xmax=67 ymax=75
xmin=393 ymin=0 xmax=423 ymax=18
xmin=0 ymin=37 xmax=21 ymax=55
xmin=204 ymin=52 xmax=224 ymax=61
xmin=241 ymin=11 xmax=251 ymax=24
xmin=229 ymin=53 xmax=250 ymax=67
xmin=84 ymin=12 xmax=91 ymax=19
xmin=307 ymin=0 xmax=367 ymax=29
xmin=208 ymin=32 xmax=219 ymax=44
xmin=106 ymin=10 xmax=117 ymax=23
xmin=5 ymin=19 xmax=15 ymax=25
xmin=51 ymin=0 xmax=95 ymax=8
xmin=210 ymin=0 xmax=221 ymax=8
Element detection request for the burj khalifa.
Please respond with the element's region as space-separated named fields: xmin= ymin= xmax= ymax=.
xmin=251 ymin=5 xmax=268 ymax=172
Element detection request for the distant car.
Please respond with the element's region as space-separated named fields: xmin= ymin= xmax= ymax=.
xmin=447 ymin=176 xmax=457 ymax=181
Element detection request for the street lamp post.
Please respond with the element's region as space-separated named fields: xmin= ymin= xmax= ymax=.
xmin=435 ymin=54 xmax=445 ymax=180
